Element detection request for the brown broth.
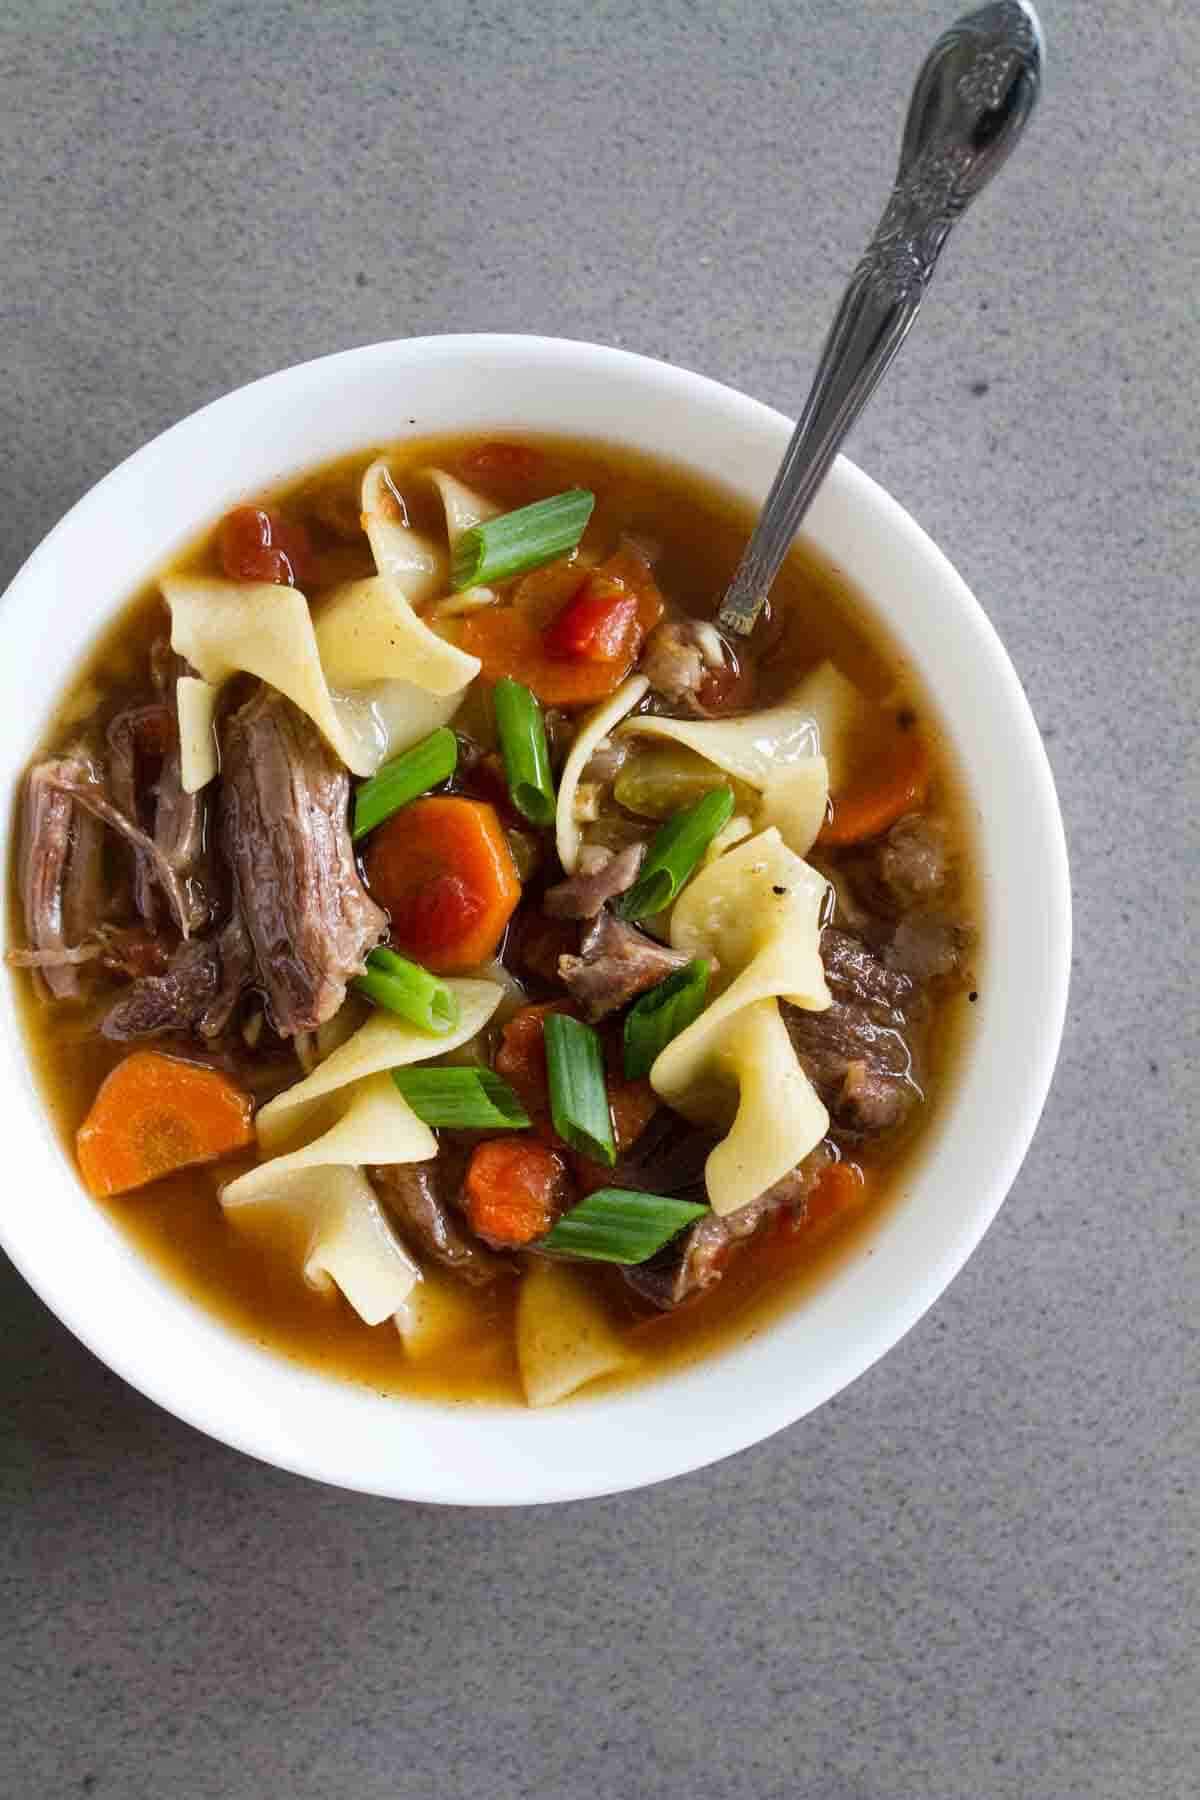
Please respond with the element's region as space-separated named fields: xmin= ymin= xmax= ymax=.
xmin=10 ymin=434 xmax=981 ymax=1406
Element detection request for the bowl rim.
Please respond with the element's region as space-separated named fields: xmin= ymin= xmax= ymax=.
xmin=0 ymin=333 xmax=1071 ymax=1503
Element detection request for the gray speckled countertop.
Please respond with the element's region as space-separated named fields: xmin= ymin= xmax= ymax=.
xmin=2 ymin=3 xmax=1196 ymax=1796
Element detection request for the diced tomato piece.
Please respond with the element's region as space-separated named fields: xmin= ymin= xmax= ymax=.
xmin=494 ymin=1000 xmax=579 ymax=1115
xmin=219 ymin=506 xmax=316 ymax=588
xmin=465 ymin=1137 xmax=570 ymax=1247
xmin=697 ymin=652 xmax=755 ymax=715
xmin=390 ymin=873 xmax=487 ymax=962
xmin=607 ymin=1074 xmax=659 ymax=1152
xmin=544 ymin=577 xmax=640 ymax=663
xmin=460 ymin=441 xmax=544 ymax=487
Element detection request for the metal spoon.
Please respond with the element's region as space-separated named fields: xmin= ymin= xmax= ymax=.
xmin=717 ymin=0 xmax=1043 ymax=636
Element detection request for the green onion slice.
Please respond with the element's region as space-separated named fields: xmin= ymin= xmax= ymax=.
xmin=616 ymin=787 xmax=736 ymax=920
xmin=493 ymin=677 xmax=556 ymax=827
xmin=543 ymin=1012 xmax=616 ymax=1166
xmin=538 ymin=1187 xmax=709 ymax=1264
xmin=353 ymin=947 xmax=460 ymax=1035
xmin=451 ymin=489 xmax=594 ymax=591
xmin=622 ymin=958 xmax=711 ymax=1079
xmin=352 ymin=727 xmax=457 ymax=841
xmin=391 ymin=1066 xmax=530 ymax=1129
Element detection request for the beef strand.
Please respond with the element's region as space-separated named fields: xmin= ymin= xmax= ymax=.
xmin=17 ymin=759 xmax=115 ymax=998
xmin=41 ymin=750 xmax=194 ymax=937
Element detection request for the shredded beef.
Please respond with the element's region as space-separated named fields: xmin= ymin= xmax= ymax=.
xmin=16 ymin=762 xmax=97 ymax=999
xmin=101 ymin=915 xmax=254 ymax=1041
xmin=220 ymin=688 xmax=386 ymax=1035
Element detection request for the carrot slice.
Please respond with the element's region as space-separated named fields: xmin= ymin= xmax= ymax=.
xmin=818 ymin=730 xmax=930 ymax=847
xmin=363 ymin=795 xmax=521 ymax=974
xmin=452 ymin=549 xmax=664 ymax=707
xmin=76 ymin=1051 xmax=255 ymax=1198
xmin=451 ymin=607 xmax=631 ymax=707
xmin=465 ymin=1138 xmax=570 ymax=1247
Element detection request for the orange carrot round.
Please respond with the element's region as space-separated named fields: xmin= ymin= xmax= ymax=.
xmin=452 ymin=549 xmax=664 ymax=707
xmin=76 ymin=1051 xmax=255 ymax=1198
xmin=819 ymin=730 xmax=930 ymax=847
xmin=465 ymin=1138 xmax=569 ymax=1247
xmin=451 ymin=607 xmax=634 ymax=707
xmin=363 ymin=795 xmax=521 ymax=974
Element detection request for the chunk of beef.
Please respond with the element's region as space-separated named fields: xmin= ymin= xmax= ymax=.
xmin=821 ymin=927 xmax=916 ymax=1024
xmin=625 ymin=1144 xmax=832 ymax=1310
xmin=101 ymin=914 xmax=255 ymax=1041
xmin=220 ymin=687 xmax=385 ymax=1036
xmin=371 ymin=1161 xmax=511 ymax=1286
xmin=784 ymin=930 xmax=919 ymax=1138
xmin=641 ymin=619 xmax=710 ymax=709
xmin=641 ymin=618 xmax=744 ymax=716
xmin=543 ymin=843 xmax=645 ymax=919
xmin=878 ymin=814 xmax=948 ymax=909
xmin=836 ymin=1059 xmax=909 ymax=1134
xmin=580 ymin=734 xmax=628 ymax=785
xmin=557 ymin=910 xmax=689 ymax=1021
xmin=507 ymin=908 xmax=579 ymax=988
xmin=608 ymin=1107 xmax=718 ymax=1206
xmin=842 ymin=812 xmax=950 ymax=919
xmin=884 ymin=914 xmax=971 ymax=984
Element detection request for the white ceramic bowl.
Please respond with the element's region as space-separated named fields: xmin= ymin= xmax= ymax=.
xmin=0 ymin=336 xmax=1070 ymax=1503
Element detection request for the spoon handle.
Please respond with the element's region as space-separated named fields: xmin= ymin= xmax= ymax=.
xmin=718 ymin=0 xmax=1043 ymax=635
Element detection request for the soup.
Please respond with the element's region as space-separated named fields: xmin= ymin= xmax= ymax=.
xmin=9 ymin=435 xmax=977 ymax=1407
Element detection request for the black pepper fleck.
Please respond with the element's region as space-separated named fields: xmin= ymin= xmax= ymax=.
xmin=968 ymin=991 xmax=978 ymax=1003
xmin=970 ymin=379 xmax=990 ymax=397
xmin=773 ymin=885 xmax=787 ymax=895
xmin=1149 ymin=1060 xmax=1159 ymax=1074
xmin=896 ymin=707 xmax=916 ymax=731
xmin=354 ymin=271 xmax=368 ymax=288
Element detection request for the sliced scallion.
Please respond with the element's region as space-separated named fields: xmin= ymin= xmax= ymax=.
xmin=622 ymin=958 xmax=711 ymax=1079
xmin=493 ymin=677 xmax=556 ymax=827
xmin=353 ymin=947 xmax=459 ymax=1035
xmin=538 ymin=1187 xmax=709 ymax=1264
xmin=391 ymin=1066 xmax=530 ymax=1129
xmin=616 ymin=787 xmax=736 ymax=920
xmin=543 ymin=1012 xmax=615 ymax=1166
xmin=451 ymin=489 xmax=594 ymax=590
xmin=352 ymin=727 xmax=457 ymax=841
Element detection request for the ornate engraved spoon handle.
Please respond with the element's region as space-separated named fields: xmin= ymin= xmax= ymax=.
xmin=718 ymin=1 xmax=1044 ymax=635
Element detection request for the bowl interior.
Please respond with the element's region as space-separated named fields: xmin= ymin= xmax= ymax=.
xmin=0 ymin=336 xmax=1070 ymax=1502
